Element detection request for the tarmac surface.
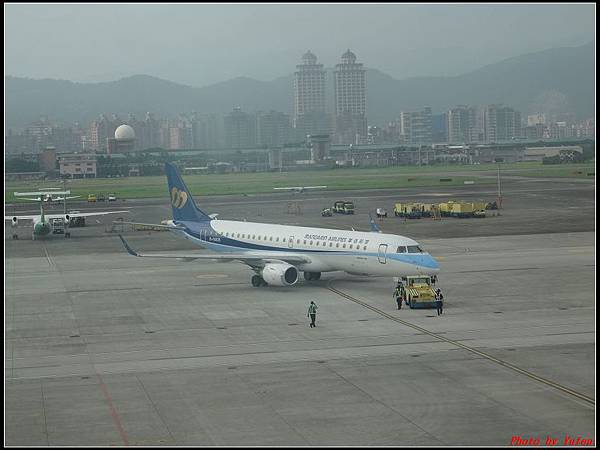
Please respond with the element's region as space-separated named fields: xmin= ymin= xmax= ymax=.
xmin=4 ymin=175 xmax=596 ymax=446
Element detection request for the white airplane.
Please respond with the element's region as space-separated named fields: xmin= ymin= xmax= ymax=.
xmin=273 ymin=185 xmax=328 ymax=193
xmin=14 ymin=189 xmax=81 ymax=203
xmin=118 ymin=163 xmax=440 ymax=287
xmin=6 ymin=203 xmax=129 ymax=240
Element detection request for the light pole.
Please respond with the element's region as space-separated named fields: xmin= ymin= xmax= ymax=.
xmin=496 ymin=162 xmax=503 ymax=210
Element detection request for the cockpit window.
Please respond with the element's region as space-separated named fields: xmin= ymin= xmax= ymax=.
xmin=407 ymin=245 xmax=423 ymax=253
xmin=397 ymin=246 xmax=407 ymax=253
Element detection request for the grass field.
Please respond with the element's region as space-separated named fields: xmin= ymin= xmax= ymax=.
xmin=500 ymin=164 xmax=596 ymax=178
xmin=5 ymin=162 xmax=594 ymax=203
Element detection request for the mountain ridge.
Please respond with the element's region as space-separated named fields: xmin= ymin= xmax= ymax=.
xmin=5 ymin=42 xmax=594 ymax=129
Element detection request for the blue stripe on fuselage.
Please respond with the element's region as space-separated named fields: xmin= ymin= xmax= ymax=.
xmin=173 ymin=220 xmax=439 ymax=269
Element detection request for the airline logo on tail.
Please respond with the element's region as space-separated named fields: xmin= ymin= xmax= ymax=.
xmin=170 ymin=187 xmax=188 ymax=209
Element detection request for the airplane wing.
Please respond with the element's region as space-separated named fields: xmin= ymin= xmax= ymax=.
xmin=118 ymin=235 xmax=311 ymax=265
xmin=56 ymin=210 xmax=129 ymax=219
xmin=18 ymin=197 xmax=44 ymax=202
xmin=5 ymin=214 xmax=37 ymax=221
xmin=273 ymin=186 xmax=327 ymax=191
xmin=6 ymin=210 xmax=129 ymax=221
xmin=48 ymin=195 xmax=81 ymax=201
xmin=15 ymin=190 xmax=70 ymax=196
xmin=112 ymin=221 xmax=182 ymax=230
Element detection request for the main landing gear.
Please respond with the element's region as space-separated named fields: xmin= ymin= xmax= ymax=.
xmin=251 ymin=274 xmax=268 ymax=287
xmin=303 ymin=272 xmax=321 ymax=281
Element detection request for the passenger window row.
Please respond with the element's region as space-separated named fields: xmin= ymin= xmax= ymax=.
xmin=209 ymin=231 xmax=422 ymax=254
xmin=220 ymin=231 xmax=370 ymax=251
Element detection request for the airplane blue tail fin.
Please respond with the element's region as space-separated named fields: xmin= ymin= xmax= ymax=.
xmin=165 ymin=162 xmax=211 ymax=222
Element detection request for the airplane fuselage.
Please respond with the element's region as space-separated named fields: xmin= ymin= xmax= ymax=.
xmin=33 ymin=218 xmax=52 ymax=237
xmin=171 ymin=219 xmax=440 ymax=277
xmin=118 ymin=162 xmax=440 ymax=287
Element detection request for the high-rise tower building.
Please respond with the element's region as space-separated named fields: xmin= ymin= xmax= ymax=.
xmin=447 ymin=106 xmax=485 ymax=143
xmin=293 ymin=51 xmax=330 ymax=140
xmin=484 ymin=105 xmax=522 ymax=142
xmin=139 ymin=112 xmax=161 ymax=150
xmin=333 ymin=49 xmax=367 ymax=144
xmin=89 ymin=114 xmax=119 ymax=152
xmin=398 ymin=107 xmax=432 ymax=145
xmin=224 ymin=107 xmax=256 ymax=149
xmin=256 ymin=110 xmax=292 ymax=147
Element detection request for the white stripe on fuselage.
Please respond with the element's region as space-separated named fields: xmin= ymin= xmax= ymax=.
xmin=174 ymin=219 xmax=439 ymax=277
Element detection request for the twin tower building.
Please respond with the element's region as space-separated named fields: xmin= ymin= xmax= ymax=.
xmin=294 ymin=50 xmax=367 ymax=145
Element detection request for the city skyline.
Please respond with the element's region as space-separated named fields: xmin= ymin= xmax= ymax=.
xmin=6 ymin=38 xmax=595 ymax=134
xmin=6 ymin=101 xmax=594 ymax=157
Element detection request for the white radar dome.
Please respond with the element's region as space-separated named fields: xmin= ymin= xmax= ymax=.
xmin=115 ymin=124 xmax=135 ymax=141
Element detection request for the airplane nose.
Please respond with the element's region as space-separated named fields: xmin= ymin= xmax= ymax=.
xmin=423 ymin=255 xmax=440 ymax=274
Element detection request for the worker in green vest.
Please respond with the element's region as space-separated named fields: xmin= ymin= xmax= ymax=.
xmin=307 ymin=301 xmax=318 ymax=328
xmin=393 ymin=283 xmax=405 ymax=310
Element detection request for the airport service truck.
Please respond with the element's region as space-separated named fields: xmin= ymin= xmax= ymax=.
xmin=394 ymin=202 xmax=430 ymax=219
xmin=333 ymin=201 xmax=355 ymax=214
xmin=403 ymin=275 xmax=437 ymax=309
xmin=50 ymin=218 xmax=65 ymax=234
xmin=50 ymin=218 xmax=71 ymax=238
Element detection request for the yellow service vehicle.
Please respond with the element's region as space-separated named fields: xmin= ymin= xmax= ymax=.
xmin=450 ymin=201 xmax=475 ymax=218
xmin=439 ymin=200 xmax=485 ymax=218
xmin=438 ymin=201 xmax=454 ymax=217
xmin=403 ymin=275 xmax=437 ymax=309
xmin=87 ymin=194 xmax=97 ymax=202
xmin=394 ymin=203 xmax=423 ymax=219
xmin=413 ymin=203 xmax=437 ymax=218
xmin=472 ymin=201 xmax=488 ymax=211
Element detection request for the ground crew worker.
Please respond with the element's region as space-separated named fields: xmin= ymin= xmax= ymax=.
xmin=307 ymin=301 xmax=318 ymax=327
xmin=393 ymin=283 xmax=404 ymax=310
xmin=435 ymin=288 xmax=444 ymax=316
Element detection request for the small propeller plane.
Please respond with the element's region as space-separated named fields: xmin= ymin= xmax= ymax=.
xmin=6 ymin=203 xmax=129 ymax=240
xmin=273 ymin=185 xmax=328 ymax=193
xmin=14 ymin=188 xmax=81 ymax=203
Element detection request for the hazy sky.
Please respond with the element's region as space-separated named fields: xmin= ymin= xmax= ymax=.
xmin=4 ymin=3 xmax=595 ymax=87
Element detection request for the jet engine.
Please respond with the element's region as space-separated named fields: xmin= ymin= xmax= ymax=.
xmin=262 ymin=262 xmax=299 ymax=286
xmin=11 ymin=217 xmax=18 ymax=227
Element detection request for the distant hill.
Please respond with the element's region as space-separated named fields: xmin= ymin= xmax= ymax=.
xmin=5 ymin=43 xmax=594 ymax=129
xmin=365 ymin=42 xmax=595 ymax=123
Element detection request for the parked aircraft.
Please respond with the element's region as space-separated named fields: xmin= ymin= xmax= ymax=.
xmin=6 ymin=203 xmax=129 ymax=240
xmin=14 ymin=189 xmax=80 ymax=203
xmin=273 ymin=185 xmax=328 ymax=193
xmin=118 ymin=163 xmax=439 ymax=287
